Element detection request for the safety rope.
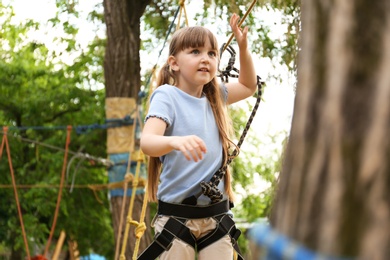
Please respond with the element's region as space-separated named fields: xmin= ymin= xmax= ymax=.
xmin=182 ymin=43 xmax=264 ymax=205
xmin=44 ymin=125 xmax=72 ymax=257
xmin=1 ymin=126 xmax=31 ymax=259
xmin=201 ymin=44 xmax=264 ymax=203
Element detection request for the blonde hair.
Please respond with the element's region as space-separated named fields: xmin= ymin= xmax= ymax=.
xmin=147 ymin=26 xmax=237 ymax=202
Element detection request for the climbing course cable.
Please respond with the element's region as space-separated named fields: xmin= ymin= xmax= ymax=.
xmin=44 ymin=125 xmax=72 ymax=257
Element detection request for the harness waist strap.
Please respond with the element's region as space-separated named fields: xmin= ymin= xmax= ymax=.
xmin=158 ymin=200 xmax=229 ymax=219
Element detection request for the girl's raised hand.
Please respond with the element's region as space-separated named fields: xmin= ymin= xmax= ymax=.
xmin=170 ymin=135 xmax=207 ymax=162
xmin=230 ymin=13 xmax=249 ymax=51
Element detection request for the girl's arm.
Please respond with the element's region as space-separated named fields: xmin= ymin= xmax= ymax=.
xmin=140 ymin=117 xmax=207 ymax=162
xmin=225 ymin=13 xmax=258 ymax=105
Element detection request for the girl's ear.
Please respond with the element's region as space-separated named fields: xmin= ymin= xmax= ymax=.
xmin=168 ymin=55 xmax=179 ymax=71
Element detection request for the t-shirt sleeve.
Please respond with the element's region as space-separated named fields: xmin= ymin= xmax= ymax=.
xmin=144 ymin=86 xmax=174 ymax=127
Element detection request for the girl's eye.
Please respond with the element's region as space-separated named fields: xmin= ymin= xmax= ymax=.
xmin=208 ymin=51 xmax=217 ymax=57
xmin=191 ymin=49 xmax=200 ymax=54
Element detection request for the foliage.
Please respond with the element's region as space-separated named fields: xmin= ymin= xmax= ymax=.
xmin=228 ymin=101 xmax=284 ymax=255
xmin=142 ymin=0 xmax=300 ymax=72
xmin=0 ymin=2 xmax=113 ymax=258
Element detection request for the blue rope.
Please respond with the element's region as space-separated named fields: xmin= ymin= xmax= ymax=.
xmin=248 ymin=223 xmax=355 ymax=260
xmin=3 ymin=115 xmax=134 ymax=134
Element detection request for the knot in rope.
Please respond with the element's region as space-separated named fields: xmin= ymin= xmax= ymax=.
xmin=200 ymin=181 xmax=223 ymax=203
xmin=135 ymin=222 xmax=147 ymax=239
xmin=179 ymin=0 xmax=185 ymax=6
xmin=124 ymin=173 xmax=133 ymax=183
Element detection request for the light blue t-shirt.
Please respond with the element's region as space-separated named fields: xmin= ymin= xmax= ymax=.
xmin=145 ymin=84 xmax=228 ymax=205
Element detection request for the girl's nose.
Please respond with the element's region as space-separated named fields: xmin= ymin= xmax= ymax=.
xmin=200 ymin=54 xmax=209 ymax=63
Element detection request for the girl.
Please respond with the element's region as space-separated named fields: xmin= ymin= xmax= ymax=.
xmin=139 ymin=13 xmax=257 ymax=260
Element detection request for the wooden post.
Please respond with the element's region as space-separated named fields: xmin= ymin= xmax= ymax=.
xmin=52 ymin=230 xmax=66 ymax=260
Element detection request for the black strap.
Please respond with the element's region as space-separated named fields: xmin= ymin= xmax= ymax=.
xmin=138 ymin=213 xmax=244 ymax=260
xmin=137 ymin=217 xmax=195 ymax=260
xmin=158 ymin=199 xmax=229 ymax=219
xmin=197 ymin=214 xmax=243 ymax=260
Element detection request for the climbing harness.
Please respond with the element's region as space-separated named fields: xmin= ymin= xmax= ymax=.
xmin=137 ymin=43 xmax=264 ymax=260
xmin=138 ymin=200 xmax=243 ymax=260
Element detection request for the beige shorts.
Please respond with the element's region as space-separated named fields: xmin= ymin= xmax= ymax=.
xmin=153 ymin=215 xmax=234 ymax=260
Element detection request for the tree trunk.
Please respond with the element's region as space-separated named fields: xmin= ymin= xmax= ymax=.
xmin=103 ymin=0 xmax=152 ymax=259
xmin=270 ymin=0 xmax=390 ymax=258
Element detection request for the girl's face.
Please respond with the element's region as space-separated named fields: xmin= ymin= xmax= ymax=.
xmin=169 ymin=38 xmax=218 ymax=95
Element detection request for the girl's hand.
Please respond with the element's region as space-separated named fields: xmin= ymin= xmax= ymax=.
xmin=230 ymin=13 xmax=249 ymax=51
xmin=170 ymin=135 xmax=207 ymax=162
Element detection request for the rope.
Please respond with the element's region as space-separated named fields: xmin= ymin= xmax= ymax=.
xmin=182 ymin=43 xmax=264 ymax=205
xmin=176 ymin=0 xmax=189 ymax=30
xmin=44 ymin=125 xmax=72 ymax=257
xmin=1 ymin=127 xmax=31 ymax=259
xmin=248 ymin=223 xmax=354 ymax=260
xmin=3 ymin=115 xmax=133 ymax=134
xmin=119 ymin=151 xmax=145 ymax=259
xmin=114 ymin=5 xmax=187 ymax=255
xmin=0 ymin=129 xmax=112 ymax=167
xmin=0 ymin=178 xmax=146 ymax=190
xmin=177 ymin=1 xmax=261 ymax=205
xmin=114 ymin=102 xmax=144 ymax=260
xmin=132 ymin=179 xmax=149 ymax=260
xmin=114 ymin=172 xmax=132 ymax=260
xmin=141 ymin=2 xmax=182 ymax=99
xmin=222 ymin=0 xmax=257 ymax=54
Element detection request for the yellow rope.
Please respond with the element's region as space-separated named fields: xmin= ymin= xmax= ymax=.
xmin=115 ymin=102 xmax=143 ymax=260
xmin=176 ymin=0 xmax=189 ymax=30
xmin=114 ymin=172 xmax=132 ymax=260
xmin=120 ymin=150 xmax=145 ymax=259
xmin=132 ymin=178 xmax=149 ymax=259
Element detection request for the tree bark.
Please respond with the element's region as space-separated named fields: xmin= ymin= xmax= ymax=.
xmin=103 ymin=0 xmax=152 ymax=259
xmin=103 ymin=0 xmax=148 ymax=98
xmin=270 ymin=0 xmax=390 ymax=258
